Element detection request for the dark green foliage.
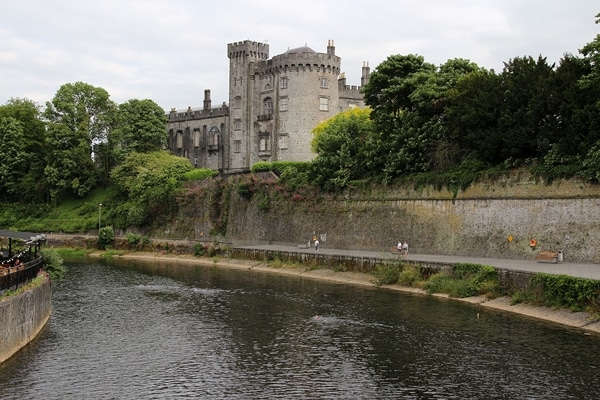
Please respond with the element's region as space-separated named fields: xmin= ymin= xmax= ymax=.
xmin=373 ymin=263 xmax=401 ymax=285
xmin=527 ymin=273 xmax=600 ymax=312
xmin=252 ymin=161 xmax=312 ymax=190
xmin=98 ymin=226 xmax=115 ymax=249
xmin=110 ymin=151 xmax=191 ymax=225
xmin=183 ymin=168 xmax=218 ymax=181
xmin=111 ymin=99 xmax=168 ymax=164
xmin=193 ymin=243 xmax=206 ymax=257
xmin=422 ymin=263 xmax=499 ymax=298
xmin=125 ymin=232 xmax=141 ymax=248
xmin=304 ymin=18 xmax=600 ymax=190
xmin=42 ymin=248 xmax=66 ymax=280
xmin=398 ymin=264 xmax=421 ymax=286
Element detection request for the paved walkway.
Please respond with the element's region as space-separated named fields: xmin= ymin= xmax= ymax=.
xmin=238 ymin=244 xmax=600 ymax=281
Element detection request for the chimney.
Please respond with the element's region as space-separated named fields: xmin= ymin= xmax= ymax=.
xmin=203 ymin=89 xmax=211 ymax=111
xmin=327 ymin=39 xmax=335 ymax=56
xmin=361 ymin=61 xmax=370 ymax=87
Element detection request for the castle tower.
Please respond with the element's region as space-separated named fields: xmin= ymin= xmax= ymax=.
xmin=267 ymin=41 xmax=341 ymax=162
xmin=227 ymin=40 xmax=270 ymax=172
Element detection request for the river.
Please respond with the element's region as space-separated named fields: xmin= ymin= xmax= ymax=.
xmin=1 ymin=258 xmax=599 ymax=399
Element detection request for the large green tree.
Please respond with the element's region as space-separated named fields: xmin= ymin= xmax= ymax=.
xmin=110 ymin=99 xmax=168 ymax=165
xmin=310 ymin=108 xmax=378 ymax=189
xmin=43 ymin=82 xmax=117 ymax=200
xmin=0 ymin=98 xmax=47 ymax=202
xmin=0 ymin=117 xmax=28 ymax=199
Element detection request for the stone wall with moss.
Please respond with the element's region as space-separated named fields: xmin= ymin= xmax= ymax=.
xmin=165 ymin=174 xmax=600 ymax=262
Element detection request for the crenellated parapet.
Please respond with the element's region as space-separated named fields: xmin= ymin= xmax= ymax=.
xmin=168 ymin=103 xmax=229 ymax=122
xmin=265 ymin=45 xmax=341 ymax=77
xmin=227 ymin=40 xmax=269 ymax=61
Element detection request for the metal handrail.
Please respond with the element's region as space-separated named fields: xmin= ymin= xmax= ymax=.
xmin=0 ymin=257 xmax=43 ymax=292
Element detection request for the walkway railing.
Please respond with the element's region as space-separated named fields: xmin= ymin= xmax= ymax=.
xmin=0 ymin=257 xmax=43 ymax=292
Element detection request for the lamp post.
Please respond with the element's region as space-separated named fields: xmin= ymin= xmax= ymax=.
xmin=98 ymin=203 xmax=103 ymax=232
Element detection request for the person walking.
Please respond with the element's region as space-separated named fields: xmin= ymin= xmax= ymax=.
xmin=315 ymin=239 xmax=319 ymax=251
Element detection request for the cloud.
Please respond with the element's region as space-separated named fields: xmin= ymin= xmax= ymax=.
xmin=1 ymin=0 xmax=598 ymax=111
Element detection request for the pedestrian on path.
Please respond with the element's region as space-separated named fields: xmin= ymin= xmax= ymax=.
xmin=402 ymin=242 xmax=409 ymax=255
xmin=315 ymin=239 xmax=319 ymax=251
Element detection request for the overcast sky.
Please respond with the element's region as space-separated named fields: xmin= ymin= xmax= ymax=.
xmin=1 ymin=0 xmax=598 ymax=112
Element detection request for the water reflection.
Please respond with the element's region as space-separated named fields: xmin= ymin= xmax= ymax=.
xmin=0 ymin=257 xmax=599 ymax=399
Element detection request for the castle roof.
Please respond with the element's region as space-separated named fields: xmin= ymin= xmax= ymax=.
xmin=285 ymin=45 xmax=316 ymax=54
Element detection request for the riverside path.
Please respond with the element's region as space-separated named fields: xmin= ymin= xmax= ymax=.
xmin=237 ymin=244 xmax=600 ymax=281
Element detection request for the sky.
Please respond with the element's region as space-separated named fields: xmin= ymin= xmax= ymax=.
xmin=1 ymin=0 xmax=598 ymax=112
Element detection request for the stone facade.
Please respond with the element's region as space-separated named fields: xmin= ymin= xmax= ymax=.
xmin=167 ymin=40 xmax=369 ymax=173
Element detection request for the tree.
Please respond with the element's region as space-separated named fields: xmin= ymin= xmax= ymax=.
xmin=310 ymin=108 xmax=378 ymax=189
xmin=495 ymin=56 xmax=556 ymax=164
xmin=0 ymin=98 xmax=47 ymax=202
xmin=44 ymin=123 xmax=99 ymax=201
xmin=110 ymin=151 xmax=192 ymax=225
xmin=0 ymin=117 xmax=28 ymax=199
xmin=362 ymin=54 xmax=436 ymax=127
xmin=445 ymin=69 xmax=503 ymax=165
xmin=43 ymin=82 xmax=117 ymax=200
xmin=110 ymin=99 xmax=168 ymax=164
xmin=578 ymin=13 xmax=600 ymax=106
xmin=44 ymin=82 xmax=116 ymax=144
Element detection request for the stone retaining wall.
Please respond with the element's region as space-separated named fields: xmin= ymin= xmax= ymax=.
xmin=0 ymin=275 xmax=52 ymax=364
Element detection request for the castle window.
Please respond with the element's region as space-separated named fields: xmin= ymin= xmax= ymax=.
xmin=279 ymin=134 xmax=289 ymax=149
xmin=176 ymin=130 xmax=183 ymax=148
xmin=234 ymin=119 xmax=242 ymax=130
xmin=319 ymin=97 xmax=329 ymax=111
xmin=265 ymin=83 xmax=272 ymax=91
xmin=320 ymin=77 xmax=328 ymax=88
xmin=234 ymin=140 xmax=241 ymax=153
xmin=193 ymin=129 xmax=200 ymax=147
xmin=280 ymin=77 xmax=288 ymax=89
xmin=279 ymin=97 xmax=288 ymax=111
xmin=235 ymin=96 xmax=242 ymax=108
xmin=264 ymin=98 xmax=273 ymax=115
xmin=258 ymin=131 xmax=271 ymax=156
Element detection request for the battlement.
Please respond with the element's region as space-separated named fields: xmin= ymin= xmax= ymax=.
xmin=168 ymin=103 xmax=229 ymax=122
xmin=228 ymin=40 xmax=269 ymax=60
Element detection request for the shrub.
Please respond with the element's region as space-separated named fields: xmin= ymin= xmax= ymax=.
xmin=98 ymin=226 xmax=115 ymax=249
xmin=423 ymin=272 xmax=453 ymax=294
xmin=373 ymin=264 xmax=400 ymax=285
xmin=193 ymin=243 xmax=206 ymax=257
xmin=529 ymin=273 xmax=600 ymax=312
xmin=125 ymin=232 xmax=141 ymax=248
xmin=398 ymin=264 xmax=422 ymax=286
xmin=42 ymin=248 xmax=66 ymax=280
xmin=183 ymin=168 xmax=218 ymax=181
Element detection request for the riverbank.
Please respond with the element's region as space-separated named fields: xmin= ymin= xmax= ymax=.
xmin=91 ymin=251 xmax=600 ymax=335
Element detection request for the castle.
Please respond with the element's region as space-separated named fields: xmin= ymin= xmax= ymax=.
xmin=166 ymin=39 xmax=370 ymax=173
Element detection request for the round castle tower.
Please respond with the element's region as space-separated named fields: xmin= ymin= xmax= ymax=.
xmin=227 ymin=40 xmax=342 ymax=169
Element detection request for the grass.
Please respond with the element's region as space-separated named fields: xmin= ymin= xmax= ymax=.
xmin=0 ymin=274 xmax=45 ymax=301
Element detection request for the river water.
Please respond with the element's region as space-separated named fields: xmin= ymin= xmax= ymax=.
xmin=1 ymin=258 xmax=599 ymax=399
